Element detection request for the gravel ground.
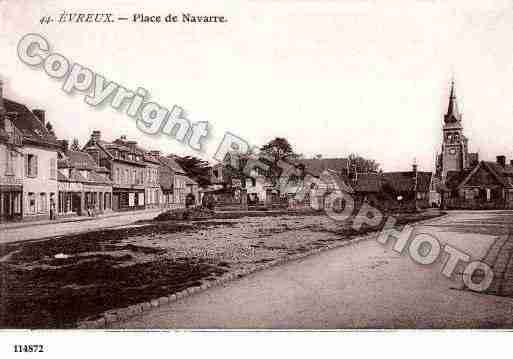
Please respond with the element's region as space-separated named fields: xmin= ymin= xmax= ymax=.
xmin=0 ymin=210 xmax=442 ymax=328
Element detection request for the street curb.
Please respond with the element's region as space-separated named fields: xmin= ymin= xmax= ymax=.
xmin=76 ymin=213 xmax=447 ymax=329
xmin=0 ymin=208 xmax=164 ymax=231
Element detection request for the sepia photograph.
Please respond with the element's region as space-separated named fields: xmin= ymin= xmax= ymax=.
xmin=0 ymin=0 xmax=512 ymax=356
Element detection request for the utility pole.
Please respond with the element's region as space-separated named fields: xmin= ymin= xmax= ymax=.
xmin=413 ymin=158 xmax=419 ymax=212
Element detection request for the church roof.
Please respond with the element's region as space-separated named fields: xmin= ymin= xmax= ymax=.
xmin=444 ymin=81 xmax=462 ymax=124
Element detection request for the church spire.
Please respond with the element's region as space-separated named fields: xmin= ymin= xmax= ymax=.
xmin=444 ymin=80 xmax=461 ymax=123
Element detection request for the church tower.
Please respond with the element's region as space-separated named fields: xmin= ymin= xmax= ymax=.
xmin=440 ymin=80 xmax=468 ymax=180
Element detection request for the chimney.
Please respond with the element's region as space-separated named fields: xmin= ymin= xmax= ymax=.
xmin=91 ymin=130 xmax=101 ymax=143
xmin=150 ymin=150 xmax=161 ymax=158
xmin=126 ymin=140 xmax=137 ymax=150
xmin=32 ymin=109 xmax=45 ymax=126
xmin=58 ymin=139 xmax=69 ymax=153
xmin=497 ymin=155 xmax=506 ymax=168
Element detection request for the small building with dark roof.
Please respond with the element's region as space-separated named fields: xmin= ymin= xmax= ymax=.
xmin=154 ymin=153 xmax=191 ymax=209
xmin=442 ymin=157 xmax=513 ymax=209
xmin=57 ymin=142 xmax=113 ymax=216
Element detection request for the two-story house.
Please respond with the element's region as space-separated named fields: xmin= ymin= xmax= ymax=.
xmin=83 ymin=131 xmax=146 ymax=211
xmin=1 ymin=84 xmax=60 ymax=221
xmin=155 ymin=153 xmax=188 ymax=209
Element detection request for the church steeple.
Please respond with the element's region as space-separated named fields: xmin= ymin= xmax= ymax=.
xmin=440 ymin=79 xmax=468 ymax=179
xmin=444 ymin=80 xmax=461 ymax=123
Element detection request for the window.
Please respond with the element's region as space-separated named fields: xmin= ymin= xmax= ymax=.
xmin=5 ymin=150 xmax=15 ymax=176
xmin=50 ymin=158 xmax=57 ymax=179
xmin=28 ymin=192 xmax=36 ymax=214
xmin=39 ymin=193 xmax=47 ymax=213
xmin=213 ymin=169 xmax=219 ymax=178
xmin=116 ymin=168 xmax=120 ymax=183
xmin=25 ymin=154 xmax=38 ymax=178
xmin=125 ymin=169 xmax=129 ymax=184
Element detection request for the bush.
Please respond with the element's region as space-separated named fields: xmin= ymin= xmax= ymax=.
xmin=155 ymin=208 xmax=215 ymax=221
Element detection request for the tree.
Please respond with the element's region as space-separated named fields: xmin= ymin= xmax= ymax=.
xmin=70 ymin=138 xmax=81 ymax=151
xmin=45 ymin=121 xmax=55 ymax=136
xmin=348 ymin=153 xmax=380 ymax=173
xmin=172 ymin=155 xmax=211 ymax=187
xmin=259 ymin=137 xmax=301 ymax=191
xmin=260 ymin=137 xmax=298 ymax=163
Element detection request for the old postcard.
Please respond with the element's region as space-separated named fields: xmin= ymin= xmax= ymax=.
xmin=0 ymin=0 xmax=512 ymax=356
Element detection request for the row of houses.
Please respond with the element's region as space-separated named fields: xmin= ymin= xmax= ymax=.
xmin=0 ymin=83 xmax=199 ymax=223
xmin=207 ymin=151 xmax=433 ymax=212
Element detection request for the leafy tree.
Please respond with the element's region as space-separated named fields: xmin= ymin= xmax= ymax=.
xmin=70 ymin=138 xmax=81 ymax=151
xmin=172 ymin=155 xmax=211 ymax=187
xmin=348 ymin=153 xmax=380 ymax=174
xmin=260 ymin=137 xmax=298 ymax=163
xmin=259 ymin=137 xmax=301 ymax=191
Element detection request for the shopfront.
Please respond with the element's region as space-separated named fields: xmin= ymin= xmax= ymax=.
xmin=0 ymin=181 xmax=23 ymax=222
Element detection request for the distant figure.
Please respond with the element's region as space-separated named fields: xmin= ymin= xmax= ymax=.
xmin=49 ymin=196 xmax=56 ymax=220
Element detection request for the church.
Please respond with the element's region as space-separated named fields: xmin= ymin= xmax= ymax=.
xmin=435 ymin=81 xmax=513 ymax=209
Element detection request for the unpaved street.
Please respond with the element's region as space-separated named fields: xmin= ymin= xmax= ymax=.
xmin=115 ymin=211 xmax=513 ymax=329
xmin=0 ymin=209 xmax=164 ymax=243
xmin=0 ymin=210 xmax=436 ymax=328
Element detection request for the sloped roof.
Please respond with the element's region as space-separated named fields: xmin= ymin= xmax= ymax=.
xmin=4 ymin=98 xmax=59 ymax=148
xmin=58 ymin=150 xmax=112 ymax=185
xmin=67 ymin=150 xmax=97 ymax=170
xmin=159 ymin=156 xmax=186 ymax=174
xmin=353 ymin=173 xmax=383 ymax=193
xmin=320 ymin=169 xmax=354 ymax=194
xmin=68 ymin=169 xmax=88 ymax=183
xmin=84 ymin=137 xmax=146 ymax=166
xmin=294 ymin=158 xmax=349 ymax=177
xmin=444 ymin=81 xmax=461 ymax=123
xmin=87 ymin=171 xmax=112 ymax=185
xmin=382 ymin=171 xmax=432 ymax=193
xmin=453 ymin=161 xmax=513 ymax=190
xmin=183 ymin=176 xmax=198 ymax=186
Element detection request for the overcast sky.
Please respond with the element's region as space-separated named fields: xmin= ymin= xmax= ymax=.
xmin=1 ymin=0 xmax=513 ymax=171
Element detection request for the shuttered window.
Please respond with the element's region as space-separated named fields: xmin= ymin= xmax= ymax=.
xmin=50 ymin=158 xmax=56 ymax=179
xmin=5 ymin=150 xmax=15 ymax=176
xmin=25 ymin=154 xmax=38 ymax=178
